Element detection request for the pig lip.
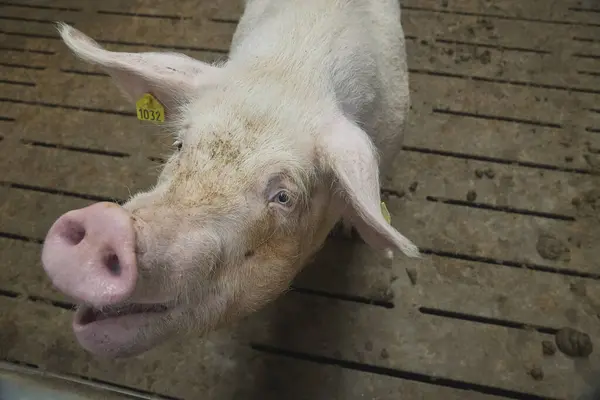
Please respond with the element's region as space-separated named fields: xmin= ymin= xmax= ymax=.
xmin=74 ymin=303 xmax=170 ymax=326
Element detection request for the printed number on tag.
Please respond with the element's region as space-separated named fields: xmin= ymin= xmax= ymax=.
xmin=137 ymin=108 xmax=163 ymax=122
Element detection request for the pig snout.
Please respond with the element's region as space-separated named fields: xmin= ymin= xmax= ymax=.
xmin=42 ymin=202 xmax=138 ymax=307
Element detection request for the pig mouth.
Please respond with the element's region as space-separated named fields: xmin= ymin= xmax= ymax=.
xmin=74 ymin=303 xmax=171 ymax=326
xmin=72 ymin=302 xmax=179 ymax=357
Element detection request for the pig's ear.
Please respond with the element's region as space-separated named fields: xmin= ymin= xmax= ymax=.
xmin=320 ymin=116 xmax=420 ymax=259
xmin=57 ymin=23 xmax=220 ymax=114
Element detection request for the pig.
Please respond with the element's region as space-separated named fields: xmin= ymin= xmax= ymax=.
xmin=41 ymin=0 xmax=420 ymax=358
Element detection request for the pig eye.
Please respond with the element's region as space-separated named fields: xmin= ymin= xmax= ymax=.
xmin=272 ymin=190 xmax=292 ymax=206
xmin=173 ymin=140 xmax=183 ymax=151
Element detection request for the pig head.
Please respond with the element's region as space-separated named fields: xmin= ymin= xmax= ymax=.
xmin=41 ymin=4 xmax=419 ymax=358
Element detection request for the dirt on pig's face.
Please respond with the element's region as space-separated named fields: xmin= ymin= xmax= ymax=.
xmin=78 ymin=105 xmax=339 ymax=357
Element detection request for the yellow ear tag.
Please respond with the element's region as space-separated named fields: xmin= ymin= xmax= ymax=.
xmin=135 ymin=93 xmax=165 ymax=123
xmin=381 ymin=201 xmax=391 ymax=224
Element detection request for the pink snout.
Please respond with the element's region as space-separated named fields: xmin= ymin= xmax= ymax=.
xmin=42 ymin=202 xmax=137 ymax=307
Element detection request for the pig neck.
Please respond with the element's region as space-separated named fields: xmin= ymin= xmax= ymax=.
xmin=226 ymin=0 xmax=378 ymax=124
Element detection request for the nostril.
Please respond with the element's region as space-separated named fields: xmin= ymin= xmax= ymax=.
xmin=104 ymin=253 xmax=122 ymax=277
xmin=59 ymin=218 xmax=86 ymax=245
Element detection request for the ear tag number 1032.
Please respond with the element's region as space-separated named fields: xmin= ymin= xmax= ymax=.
xmin=136 ymin=93 xmax=165 ymax=123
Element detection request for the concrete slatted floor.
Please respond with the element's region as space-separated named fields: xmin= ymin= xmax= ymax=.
xmin=1 ymin=0 xmax=599 ymax=399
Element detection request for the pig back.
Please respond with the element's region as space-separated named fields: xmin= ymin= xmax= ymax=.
xmin=229 ymin=0 xmax=410 ymax=175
